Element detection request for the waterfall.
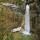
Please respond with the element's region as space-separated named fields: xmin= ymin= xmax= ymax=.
xmin=25 ymin=4 xmax=30 ymax=33
xmin=2 ymin=3 xmax=31 ymax=34
xmin=22 ymin=4 xmax=31 ymax=35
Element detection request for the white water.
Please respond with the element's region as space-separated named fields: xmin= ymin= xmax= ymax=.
xmin=22 ymin=5 xmax=31 ymax=35
xmin=11 ymin=27 xmax=21 ymax=32
xmin=2 ymin=3 xmax=18 ymax=8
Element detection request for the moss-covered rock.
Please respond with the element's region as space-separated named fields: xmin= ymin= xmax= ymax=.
xmin=30 ymin=0 xmax=40 ymax=40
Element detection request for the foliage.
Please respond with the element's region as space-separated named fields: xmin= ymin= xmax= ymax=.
xmin=0 ymin=5 xmax=24 ymax=40
xmin=0 ymin=0 xmax=24 ymax=4
xmin=0 ymin=32 xmax=32 ymax=40
xmin=0 ymin=32 xmax=14 ymax=40
xmin=0 ymin=4 xmax=24 ymax=35
xmin=30 ymin=0 xmax=40 ymax=40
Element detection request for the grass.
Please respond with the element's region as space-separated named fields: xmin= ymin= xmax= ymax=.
xmin=0 ymin=32 xmax=32 ymax=40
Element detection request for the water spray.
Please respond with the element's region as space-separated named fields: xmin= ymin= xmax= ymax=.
xmin=22 ymin=0 xmax=31 ymax=35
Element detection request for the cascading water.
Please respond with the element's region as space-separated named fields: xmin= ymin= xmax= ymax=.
xmin=22 ymin=4 xmax=31 ymax=35
xmin=25 ymin=5 xmax=30 ymax=32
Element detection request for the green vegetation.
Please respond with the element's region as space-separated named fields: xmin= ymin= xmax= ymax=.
xmin=13 ymin=33 xmax=32 ymax=40
xmin=30 ymin=0 xmax=40 ymax=40
xmin=0 ymin=32 xmax=32 ymax=40
xmin=0 ymin=4 xmax=24 ymax=40
xmin=0 ymin=0 xmax=24 ymax=5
